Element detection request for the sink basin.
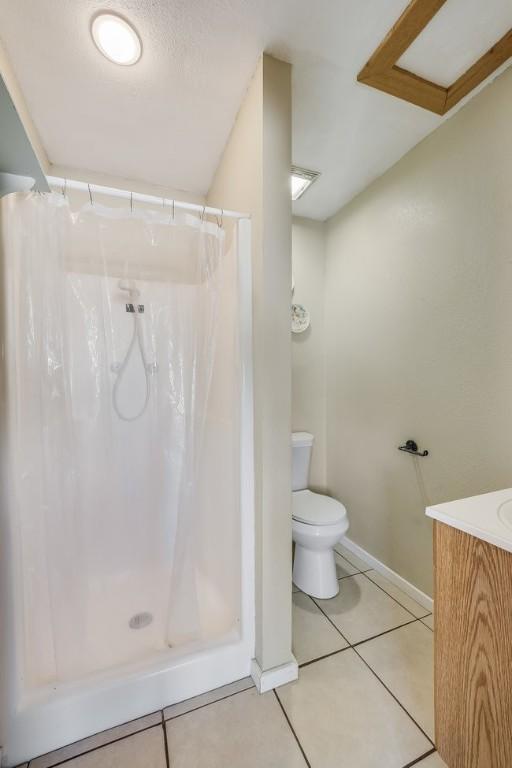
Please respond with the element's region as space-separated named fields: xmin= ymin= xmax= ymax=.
xmin=497 ymin=498 xmax=512 ymax=530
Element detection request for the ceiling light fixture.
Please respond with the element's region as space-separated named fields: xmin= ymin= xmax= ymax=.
xmin=291 ymin=166 xmax=320 ymax=201
xmin=91 ymin=13 xmax=142 ymax=66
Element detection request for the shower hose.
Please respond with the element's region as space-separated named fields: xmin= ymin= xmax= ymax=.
xmin=112 ymin=309 xmax=154 ymax=421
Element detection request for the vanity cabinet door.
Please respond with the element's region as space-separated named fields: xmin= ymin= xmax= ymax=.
xmin=435 ymin=521 xmax=512 ymax=768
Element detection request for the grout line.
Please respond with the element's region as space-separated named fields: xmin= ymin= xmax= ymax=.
xmin=334 ymin=548 xmax=373 ymax=573
xmin=28 ymin=710 xmax=162 ymax=765
xmin=360 ymin=571 xmax=431 ymax=620
xmin=297 ymin=614 xmax=421 ymax=668
xmin=295 ymin=592 xmax=435 ymax=750
xmin=33 ymin=724 xmax=162 ymax=768
xmin=352 ymin=645 xmax=435 ymax=748
xmin=420 ymin=617 xmax=434 ymax=632
xmin=310 ymin=581 xmax=424 ymax=650
xmin=164 ymin=685 xmax=254 ymax=722
xmin=352 ymin=618 xmax=420 ymax=648
xmin=293 ymin=567 xmax=355 ymax=595
xmin=294 ymin=560 xmax=367 ymax=594
xmin=308 ymin=596 xmax=351 ymax=646
xmin=401 ymin=747 xmax=437 ymax=767
xmin=299 ymin=645 xmax=352 ymax=668
xmin=334 ymin=551 xmax=362 ymax=573
xmin=273 ymin=689 xmax=312 ymax=768
xmin=40 ymin=686 xmax=256 ymax=768
xmin=161 ymin=712 xmax=171 ymax=768
xmin=337 ymin=571 xmax=359 ymax=581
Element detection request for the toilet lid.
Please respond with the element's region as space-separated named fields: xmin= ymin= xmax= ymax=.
xmin=292 ymin=489 xmax=347 ymax=526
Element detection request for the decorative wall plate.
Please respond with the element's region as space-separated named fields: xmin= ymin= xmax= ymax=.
xmin=291 ymin=303 xmax=310 ymax=334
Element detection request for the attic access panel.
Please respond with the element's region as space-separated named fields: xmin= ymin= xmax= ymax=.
xmin=357 ymin=0 xmax=512 ymax=115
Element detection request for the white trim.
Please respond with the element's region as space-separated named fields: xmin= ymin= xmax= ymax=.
xmin=250 ymin=657 xmax=298 ymax=694
xmin=238 ymin=218 xmax=255 ymax=661
xmin=340 ymin=536 xmax=433 ymax=613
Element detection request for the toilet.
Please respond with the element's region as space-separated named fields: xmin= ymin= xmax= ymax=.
xmin=292 ymin=432 xmax=349 ymax=599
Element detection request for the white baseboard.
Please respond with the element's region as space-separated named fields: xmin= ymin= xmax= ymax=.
xmin=340 ymin=536 xmax=433 ymax=613
xmin=251 ymin=657 xmax=298 ymax=693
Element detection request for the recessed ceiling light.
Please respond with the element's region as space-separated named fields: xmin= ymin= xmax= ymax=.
xmin=91 ymin=13 xmax=142 ymax=66
xmin=291 ymin=166 xmax=320 ymax=201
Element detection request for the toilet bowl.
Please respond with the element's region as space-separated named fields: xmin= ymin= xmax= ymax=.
xmin=292 ymin=433 xmax=349 ymax=599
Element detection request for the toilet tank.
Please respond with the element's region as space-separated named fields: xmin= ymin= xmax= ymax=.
xmin=292 ymin=432 xmax=314 ymax=491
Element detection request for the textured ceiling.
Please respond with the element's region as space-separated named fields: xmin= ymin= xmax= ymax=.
xmin=0 ymin=0 xmax=511 ymax=220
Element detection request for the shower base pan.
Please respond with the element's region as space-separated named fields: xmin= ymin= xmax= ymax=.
xmin=5 ymin=631 xmax=250 ymax=765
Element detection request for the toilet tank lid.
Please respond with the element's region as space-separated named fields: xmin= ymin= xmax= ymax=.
xmin=292 ymin=432 xmax=314 ymax=447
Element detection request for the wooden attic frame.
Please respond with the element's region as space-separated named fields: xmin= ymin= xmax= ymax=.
xmin=357 ymin=0 xmax=512 ymax=115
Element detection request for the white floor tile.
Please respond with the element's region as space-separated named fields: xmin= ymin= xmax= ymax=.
xmin=166 ymin=688 xmax=307 ymax=767
xmin=421 ymin=614 xmax=434 ymax=630
xmin=30 ymin=713 xmax=162 ymax=768
xmin=364 ymin=570 xmax=431 ymax=618
xmin=292 ymin=592 xmax=347 ymax=664
xmin=335 ymin=551 xmax=358 ymax=578
xmin=357 ymin=621 xmax=434 ymax=738
xmin=314 ymin=574 xmax=413 ymax=644
xmin=334 ymin=542 xmax=371 ymax=572
xmin=164 ymin=677 xmax=254 ymax=720
xmin=59 ymin=727 xmax=166 ymax=768
xmin=277 ymin=649 xmax=431 ymax=768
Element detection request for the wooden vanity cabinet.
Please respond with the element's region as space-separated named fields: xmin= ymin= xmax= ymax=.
xmin=434 ymin=520 xmax=512 ymax=768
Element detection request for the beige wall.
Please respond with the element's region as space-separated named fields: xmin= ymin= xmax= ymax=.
xmin=0 ymin=37 xmax=49 ymax=176
xmin=291 ymin=217 xmax=326 ymax=489
xmin=208 ymin=55 xmax=293 ymax=672
xmin=324 ymin=67 xmax=512 ymax=596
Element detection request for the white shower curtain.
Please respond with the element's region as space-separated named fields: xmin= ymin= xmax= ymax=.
xmin=1 ymin=191 xmax=240 ymax=686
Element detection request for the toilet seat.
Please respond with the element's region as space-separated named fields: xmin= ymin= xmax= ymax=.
xmin=292 ymin=489 xmax=347 ymax=527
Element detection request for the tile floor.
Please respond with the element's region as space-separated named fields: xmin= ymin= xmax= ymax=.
xmin=20 ymin=543 xmax=446 ymax=768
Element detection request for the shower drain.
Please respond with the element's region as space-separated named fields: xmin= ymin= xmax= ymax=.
xmin=129 ymin=611 xmax=153 ymax=629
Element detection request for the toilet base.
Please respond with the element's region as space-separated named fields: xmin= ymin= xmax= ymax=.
xmin=293 ymin=544 xmax=339 ymax=599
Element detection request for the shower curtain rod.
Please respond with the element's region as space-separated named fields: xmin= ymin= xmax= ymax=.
xmin=46 ymin=176 xmax=251 ymax=220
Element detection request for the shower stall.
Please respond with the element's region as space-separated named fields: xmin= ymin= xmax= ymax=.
xmin=0 ymin=184 xmax=254 ymax=765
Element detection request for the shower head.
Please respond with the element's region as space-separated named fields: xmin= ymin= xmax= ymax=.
xmin=118 ymin=278 xmax=140 ymax=298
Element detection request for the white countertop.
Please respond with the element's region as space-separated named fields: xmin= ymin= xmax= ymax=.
xmin=426 ymin=488 xmax=512 ymax=554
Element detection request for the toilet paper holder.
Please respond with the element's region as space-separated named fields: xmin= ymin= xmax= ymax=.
xmin=398 ymin=439 xmax=429 ymax=457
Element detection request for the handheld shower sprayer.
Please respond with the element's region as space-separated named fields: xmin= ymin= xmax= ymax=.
xmin=112 ymin=279 xmax=155 ymax=421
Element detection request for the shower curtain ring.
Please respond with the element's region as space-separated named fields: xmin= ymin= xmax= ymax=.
xmin=201 ymin=205 xmax=206 ymax=222
xmin=88 ymin=183 xmax=93 ymax=206
xmin=216 ymin=208 xmax=224 ymax=228
xmin=62 ymin=178 xmax=67 ymax=197
xmin=130 ymin=191 xmax=133 ymax=214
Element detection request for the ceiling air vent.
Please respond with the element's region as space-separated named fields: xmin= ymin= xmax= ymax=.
xmin=291 ymin=166 xmax=320 ymax=201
